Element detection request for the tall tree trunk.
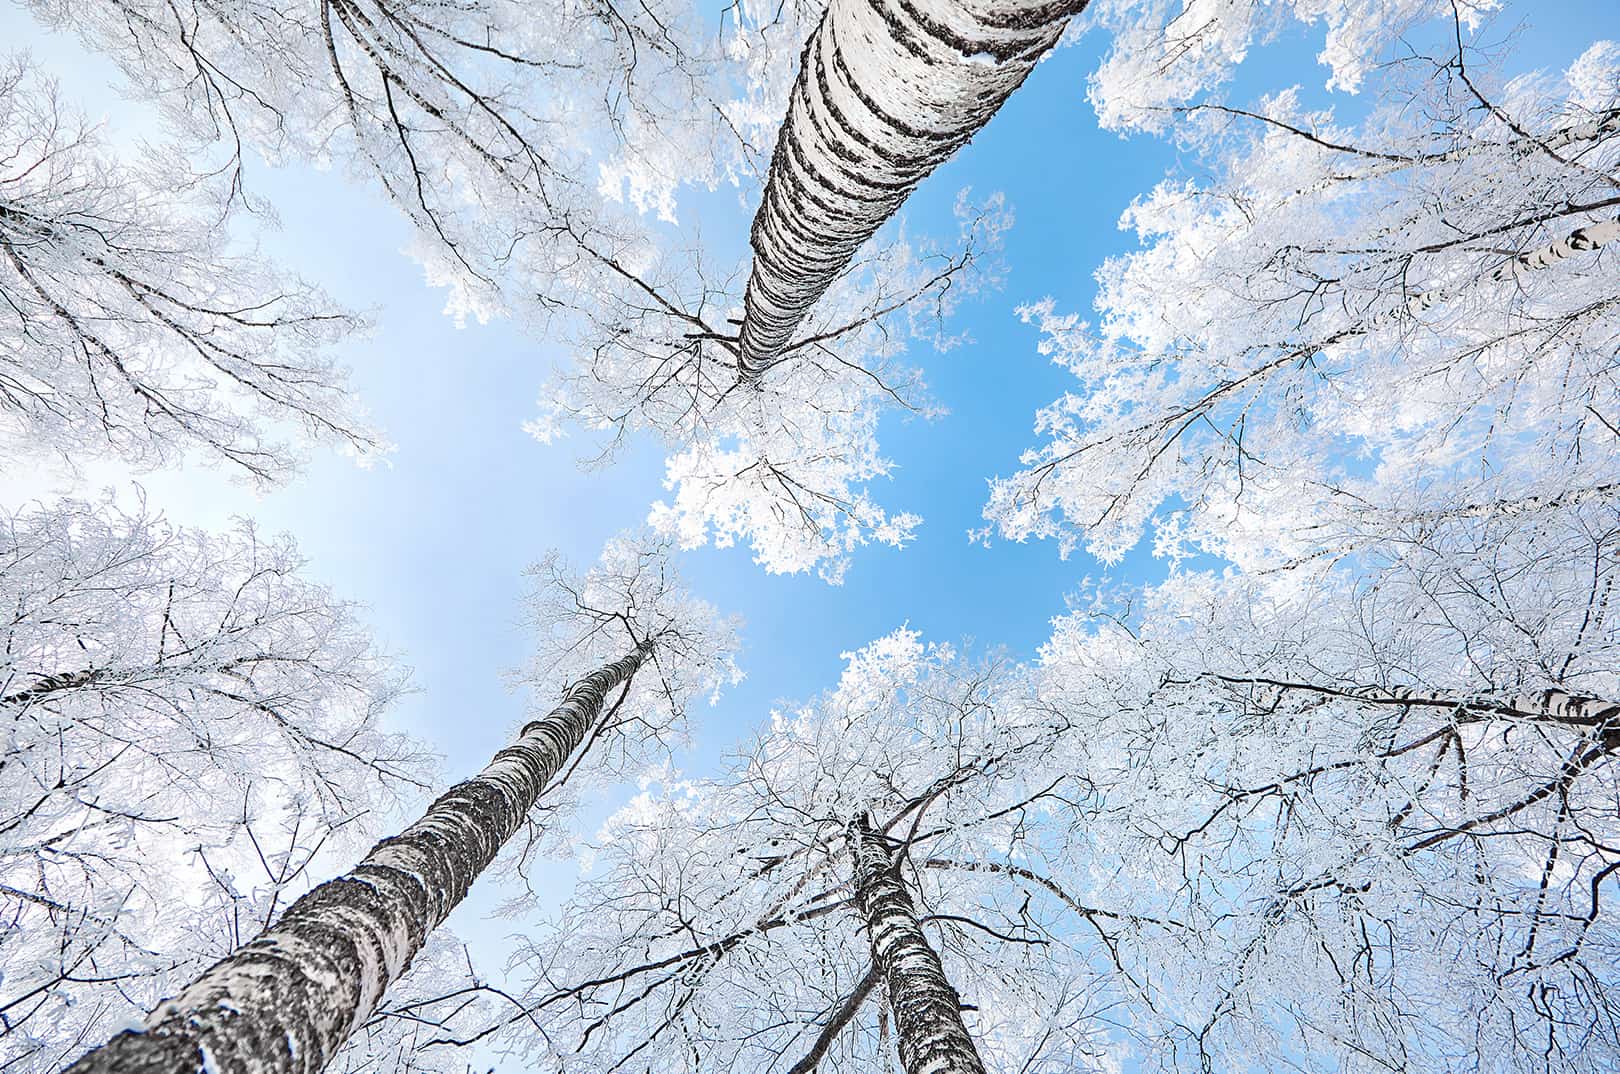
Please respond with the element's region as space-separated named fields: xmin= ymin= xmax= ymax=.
xmin=849 ymin=812 xmax=987 ymax=1074
xmin=734 ymin=0 xmax=1088 ymax=379
xmin=63 ymin=644 xmax=650 ymax=1074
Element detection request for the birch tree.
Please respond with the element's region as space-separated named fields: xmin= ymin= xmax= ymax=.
xmin=0 ymin=58 xmax=377 ymax=483
xmin=731 ymin=0 xmax=1085 ymax=377
xmin=20 ymin=0 xmax=1000 ymax=582
xmin=396 ymin=475 xmax=1618 ymax=1073
xmin=1036 ymin=530 xmax=1620 ymax=1071
xmin=531 ymin=194 xmax=1011 ymax=581
xmin=61 ymin=532 xmax=738 ymax=1074
xmin=21 ymin=0 xmax=730 ymax=303
xmin=0 ymin=497 xmax=427 ymax=1072
xmin=532 ymin=0 xmax=1119 ymax=579
xmin=984 ymin=20 xmax=1620 ymax=569
xmin=395 ymin=630 xmax=1124 ymax=1073
xmin=848 ymin=812 xmax=988 ymax=1074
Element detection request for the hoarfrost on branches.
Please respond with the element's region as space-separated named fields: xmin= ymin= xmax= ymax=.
xmin=985 ymin=25 xmax=1620 ymax=570
xmin=1033 ymin=532 xmax=1620 ymax=1069
xmin=534 ymin=195 xmax=1010 ymax=582
xmin=401 ymin=630 xmax=1126 ymax=1073
xmin=22 ymin=0 xmax=734 ymax=299
xmin=0 ymin=58 xmax=379 ymax=483
xmin=0 ymin=496 xmax=429 ymax=1070
xmin=495 ymin=529 xmax=744 ymax=869
xmin=1082 ymin=0 xmax=1500 ymax=132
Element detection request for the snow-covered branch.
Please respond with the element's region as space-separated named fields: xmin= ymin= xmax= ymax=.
xmin=0 ymin=59 xmax=378 ymax=482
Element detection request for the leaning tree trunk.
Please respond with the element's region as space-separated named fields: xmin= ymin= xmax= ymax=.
xmin=64 ymin=644 xmax=650 ymax=1074
xmin=734 ymin=0 xmax=1088 ymax=379
xmin=1374 ymin=216 xmax=1620 ymax=327
xmin=849 ymin=812 xmax=987 ymax=1074
xmin=1212 ymin=677 xmax=1620 ymax=747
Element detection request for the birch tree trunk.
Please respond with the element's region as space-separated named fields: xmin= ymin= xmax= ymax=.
xmin=1385 ymin=216 xmax=1620 ymax=324
xmin=849 ymin=812 xmax=988 ymax=1074
xmin=734 ymin=0 xmax=1087 ymax=378
xmin=1210 ymin=677 xmax=1620 ymax=745
xmin=63 ymin=643 xmax=650 ymax=1074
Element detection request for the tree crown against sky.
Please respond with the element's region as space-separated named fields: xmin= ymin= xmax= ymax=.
xmin=0 ymin=496 xmax=427 ymax=1070
xmin=503 ymin=531 xmax=744 ymax=863
xmin=1032 ymin=558 xmax=1620 ymax=1072
xmin=1080 ymin=0 xmax=1502 ymax=133
xmin=984 ymin=18 xmax=1620 ymax=571
xmin=3 ymin=0 xmax=1618 ymax=1072
xmin=402 ymin=510 xmax=1620 ymax=1072
xmin=17 ymin=0 xmax=1024 ymax=583
xmin=0 ymin=57 xmax=380 ymax=484
xmin=22 ymin=0 xmax=734 ymax=263
xmin=372 ymin=630 xmax=1118 ymax=1074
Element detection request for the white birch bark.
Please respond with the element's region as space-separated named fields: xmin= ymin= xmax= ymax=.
xmin=1210 ymin=677 xmax=1620 ymax=744
xmin=61 ymin=644 xmax=650 ymax=1074
xmin=848 ymin=812 xmax=987 ymax=1074
xmin=1383 ymin=217 xmax=1620 ymax=326
xmin=734 ymin=0 xmax=1086 ymax=378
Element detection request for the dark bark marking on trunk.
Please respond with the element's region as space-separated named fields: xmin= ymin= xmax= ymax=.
xmin=62 ymin=645 xmax=650 ymax=1074
xmin=849 ymin=813 xmax=987 ymax=1074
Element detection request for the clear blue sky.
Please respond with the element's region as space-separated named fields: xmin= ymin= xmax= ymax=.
xmin=2 ymin=0 xmax=1610 ymax=1010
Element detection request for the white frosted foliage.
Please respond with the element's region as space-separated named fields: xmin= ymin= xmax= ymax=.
xmin=985 ymin=33 xmax=1620 ymax=570
xmin=0 ymin=59 xmax=379 ymax=483
xmin=0 ymin=497 xmax=426 ymax=1072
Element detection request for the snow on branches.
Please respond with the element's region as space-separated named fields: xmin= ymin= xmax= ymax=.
xmin=985 ymin=27 xmax=1620 ymax=569
xmin=403 ymin=630 xmax=1119 ymax=1074
xmin=24 ymin=0 xmax=730 ymax=301
xmin=0 ymin=496 xmax=427 ymax=1071
xmin=522 ymin=529 xmax=743 ymax=743
xmin=0 ymin=59 xmax=379 ymax=483
xmin=1036 ymin=551 xmax=1620 ymax=1071
xmin=1082 ymin=0 xmax=1500 ymax=132
xmin=409 ymin=498 xmax=1620 ymax=1073
xmin=532 ymin=194 xmax=1011 ymax=582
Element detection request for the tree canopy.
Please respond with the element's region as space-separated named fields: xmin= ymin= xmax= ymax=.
xmin=4 ymin=0 xmax=1617 ymax=1072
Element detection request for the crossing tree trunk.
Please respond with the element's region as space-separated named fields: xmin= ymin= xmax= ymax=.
xmin=1381 ymin=216 xmax=1620 ymax=325
xmin=734 ymin=0 xmax=1088 ymax=379
xmin=849 ymin=812 xmax=988 ymax=1074
xmin=1206 ymin=677 xmax=1620 ymax=746
xmin=63 ymin=643 xmax=651 ymax=1074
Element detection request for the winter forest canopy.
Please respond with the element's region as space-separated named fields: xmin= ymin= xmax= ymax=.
xmin=1 ymin=0 xmax=1617 ymax=1069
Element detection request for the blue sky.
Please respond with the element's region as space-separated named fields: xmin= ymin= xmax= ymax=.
xmin=2 ymin=0 xmax=1611 ymax=1014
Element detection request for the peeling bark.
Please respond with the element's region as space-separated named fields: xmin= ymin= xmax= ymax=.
xmin=735 ymin=0 xmax=1088 ymax=378
xmin=849 ymin=813 xmax=987 ymax=1074
xmin=62 ymin=644 xmax=649 ymax=1074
